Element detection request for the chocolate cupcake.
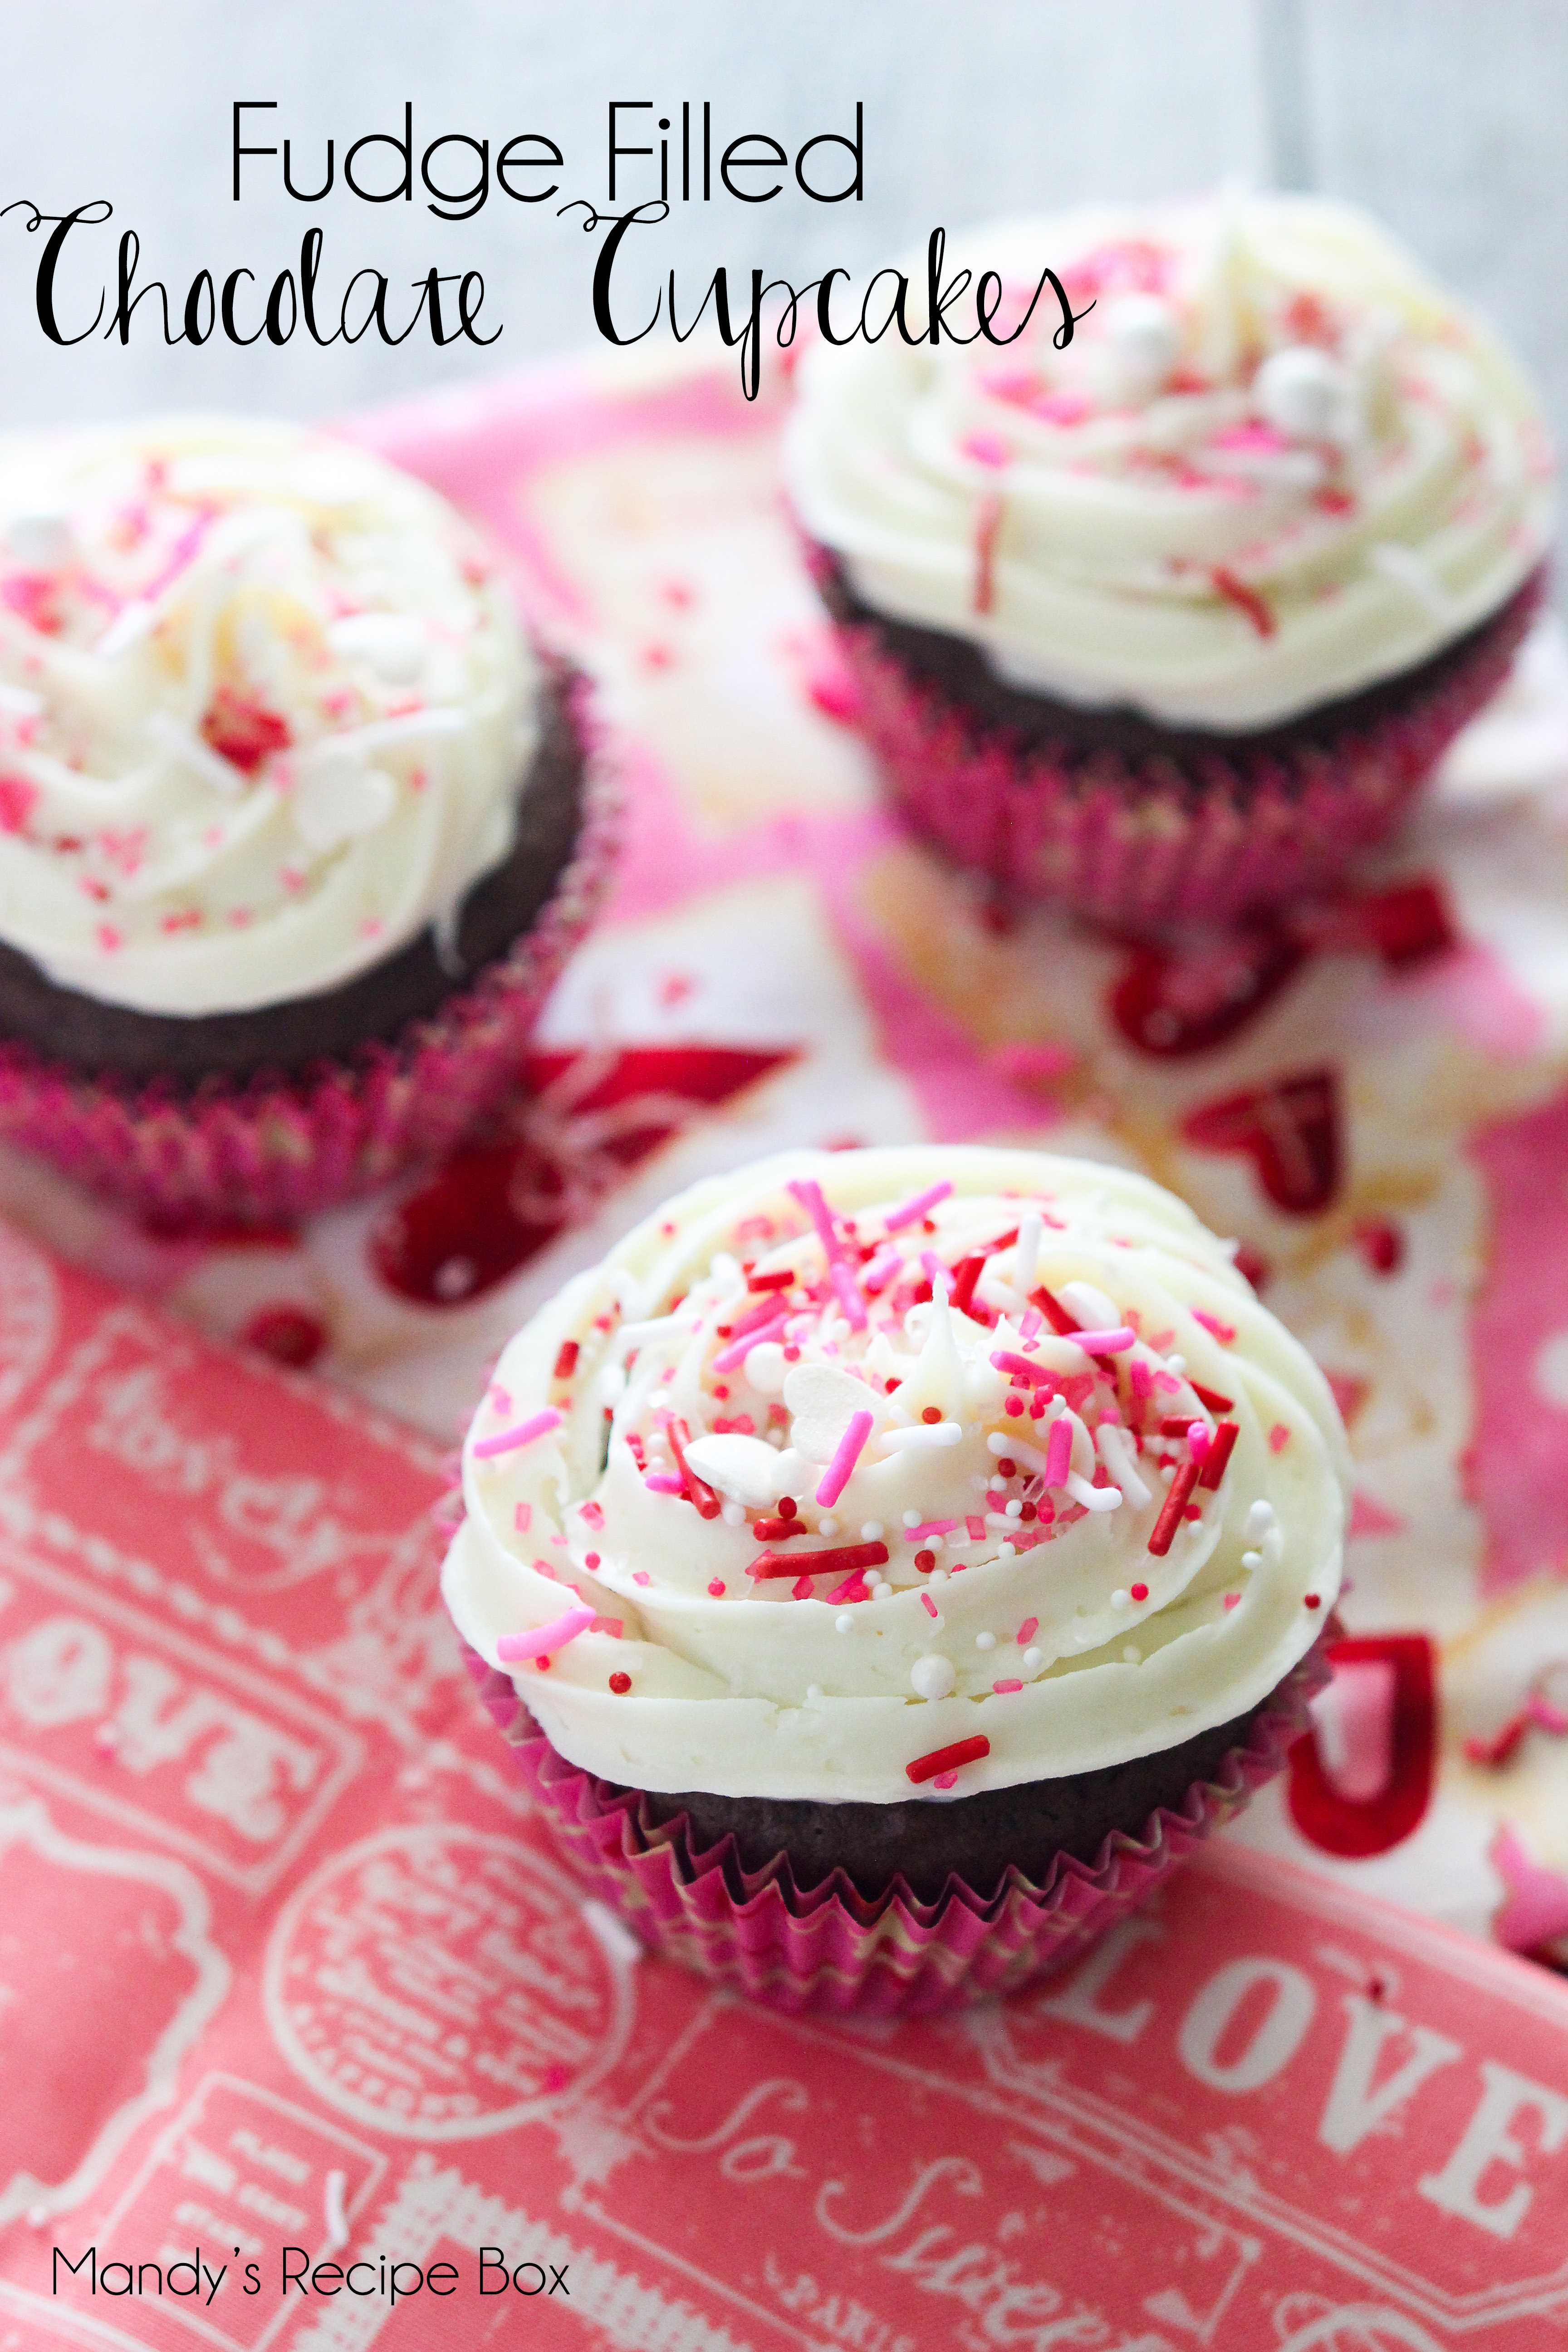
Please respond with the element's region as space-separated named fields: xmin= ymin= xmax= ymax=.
xmin=0 ymin=416 xmax=617 ymax=1221
xmin=786 ymin=196 xmax=1552 ymax=931
xmin=444 ymin=1146 xmax=1349 ymax=2012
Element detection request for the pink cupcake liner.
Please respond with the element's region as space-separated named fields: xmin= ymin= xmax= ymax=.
xmin=0 ymin=677 xmax=621 ymax=1227
xmin=462 ymin=1634 xmax=1330 ymax=2017
xmin=818 ymin=558 xmax=1544 ymax=932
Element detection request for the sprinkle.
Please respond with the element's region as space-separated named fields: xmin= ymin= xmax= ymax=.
xmin=668 ymin=1417 xmax=722 ymax=1519
xmin=1191 ymin=1381 xmax=1234 ymax=1414
xmin=883 ymin=1179 xmax=953 ymax=1231
xmin=1031 ymin=1284 xmax=1082 ymax=1337
xmin=584 ymin=1552 xmax=601 ymax=1570
xmin=1130 ymin=1582 xmax=1149 ymax=1602
xmin=948 ymin=1254 xmax=987 ymax=1315
xmin=1004 ymin=1396 xmax=1024 ymax=1417
xmin=988 ymin=1430 xmax=1052 ymax=1479
xmin=787 ymin=1176 xmax=844 ymax=1264
xmin=1065 ymin=1472 xmax=1122 ymax=1513
xmin=993 ymin=1679 xmax=1024 ymax=1695
xmin=1304 ymin=1592 xmax=1322 ymax=1610
xmin=1223 ymin=1593 xmax=1241 ymax=1611
xmin=644 ymin=1473 xmax=685 ymax=1494
xmin=496 ymin=1602 xmax=596 ymax=1663
xmin=830 ymin=1259 xmax=869 ymax=1331
xmin=835 ymin=1612 xmax=854 ymax=1632
xmin=1148 ymin=1460 xmax=1199 ymax=1555
xmin=749 ymin=1540 xmax=890 ymax=1581
xmin=965 ymin=1514 xmax=987 ymax=1541
xmin=713 ymin=1308 xmax=787 ymax=1372
xmin=862 ymin=1247 xmax=902 ymax=1294
xmin=1269 ymin=1423 xmax=1291 ymax=1454
xmin=752 ymin=1514 xmax=804 ymax=1541
xmin=1044 ymin=1416 xmax=1073 ymax=1487
xmin=708 ymin=1578 xmax=726 ymax=1596
xmin=513 ymin=1501 xmax=532 ymax=1532
xmin=907 ymin=1734 xmax=990 ymax=1785
xmin=1017 ymin=1617 xmax=1039 ymax=1644
xmin=1068 ymin=1327 xmax=1136 ymax=1353
xmin=921 ymin=1591 xmax=939 ymax=1618
xmin=828 ymin=1572 xmax=872 ymax=1604
xmin=991 ymin=1348 xmax=1054 ymax=1387
xmin=1130 ymin=1359 xmax=1153 ymax=1400
xmin=554 ymin=1340 xmax=580 ymax=1380
xmin=880 ymin=1420 xmax=963 ymax=1450
xmin=914 ymin=1549 xmax=936 ymax=1572
xmin=792 ymin=1573 xmax=815 ymax=1599
xmin=473 ymin=1407 xmax=563 ymax=1460
xmin=1211 ymin=566 xmax=1276 ymax=638
xmin=633 ymin=1571 xmax=651 ymax=1587
xmin=747 ymin=1267 xmax=796 ymax=1293
xmin=1192 ymin=1308 xmax=1238 ymax=1344
xmin=1198 ymin=1420 xmax=1240 ymax=1490
xmin=906 ymin=1518 xmax=961 ymax=1540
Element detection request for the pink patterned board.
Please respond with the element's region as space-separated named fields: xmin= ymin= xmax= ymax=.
xmin=3 ymin=1225 xmax=1568 ymax=2351
xmin=0 ymin=353 xmax=1567 ymax=1963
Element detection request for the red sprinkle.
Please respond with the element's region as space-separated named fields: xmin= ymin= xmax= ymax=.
xmin=1198 ymin=1420 xmax=1239 ymax=1491
xmin=1211 ymin=566 xmax=1276 ymax=638
xmin=914 ymin=1548 xmax=936 ymax=1572
xmin=907 ymin=1734 xmax=990 ymax=1785
xmin=948 ymin=1254 xmax=986 ymax=1315
xmin=1031 ymin=1284 xmax=1080 ymax=1337
xmin=752 ymin=1514 xmax=803 ymax=1540
xmin=608 ymin=1672 xmax=632 ymax=1695
xmin=921 ymin=1405 xmax=943 ymax=1424
xmin=554 ymin=1340 xmax=579 ymax=1380
xmin=747 ymin=1268 xmax=796 ymax=1293
xmin=778 ymin=1496 xmax=798 ymax=1519
xmin=1304 ymin=1592 xmax=1322 ymax=1610
xmin=1148 ymin=1460 xmax=1200 ymax=1556
xmin=1191 ymin=1381 xmax=1234 ymax=1415
xmin=667 ymin=1417 xmax=722 ymax=1520
xmin=749 ymin=1541 xmax=890 ymax=1581
xmin=996 ymin=1457 xmax=1017 ymax=1478
xmin=1269 ymin=1423 xmax=1291 ymax=1454
xmin=1130 ymin=1582 xmax=1149 ymax=1602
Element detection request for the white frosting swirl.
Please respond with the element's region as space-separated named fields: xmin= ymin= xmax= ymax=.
xmin=443 ymin=1147 xmax=1349 ymax=1803
xmin=785 ymin=196 xmax=1553 ymax=731
xmin=0 ymin=416 xmax=538 ymax=1014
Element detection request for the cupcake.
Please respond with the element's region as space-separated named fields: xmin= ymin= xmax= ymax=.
xmin=0 ymin=416 xmax=616 ymax=1223
xmin=786 ymin=195 xmax=1552 ymax=931
xmin=443 ymin=1146 xmax=1349 ymax=2013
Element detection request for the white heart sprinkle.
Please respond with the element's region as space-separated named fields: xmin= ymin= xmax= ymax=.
xmin=682 ymin=1432 xmax=783 ymax=1510
xmin=783 ymin=1361 xmax=871 ymax=1465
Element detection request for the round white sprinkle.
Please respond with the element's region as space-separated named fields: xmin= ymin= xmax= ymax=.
xmin=911 ymin=1654 xmax=956 ymax=1700
xmin=976 ymin=1632 xmax=996 ymax=1651
xmin=929 ymin=1567 xmax=948 ymax=1586
xmin=860 ymin=1521 xmax=884 ymax=1541
xmin=1241 ymin=1549 xmax=1263 ymax=1570
xmin=818 ymin=1517 xmax=838 ymax=1538
xmin=1111 ymin=1589 xmax=1132 ymax=1611
xmin=1122 ymin=1645 xmax=1142 ymax=1665
xmin=903 ymin=1509 xmax=921 ymax=1528
xmin=928 ymin=1534 xmax=944 ymax=1552
xmin=806 ymin=1684 xmax=823 ymax=1702
xmin=999 ymin=1541 xmax=1017 ymax=1560
xmin=1023 ymin=1646 xmax=1043 ymax=1671
xmin=1005 ymin=1499 xmax=1023 ymax=1519
xmin=744 ymin=1342 xmax=788 ymax=1396
xmin=1245 ymin=1499 xmax=1276 ymax=1538
xmin=721 ymin=1501 xmax=745 ymax=1527
xmin=1161 ymin=1462 xmax=1176 ymax=1481
xmin=835 ymin=1612 xmax=854 ymax=1633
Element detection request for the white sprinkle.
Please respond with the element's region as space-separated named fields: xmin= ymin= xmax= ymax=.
xmin=744 ymin=1341 xmax=788 ymax=1396
xmin=1241 ymin=1549 xmax=1263 ymax=1570
xmin=976 ymin=1632 xmax=996 ymax=1651
xmin=1066 ymin=1472 xmax=1122 ymax=1513
xmin=1098 ymin=1422 xmax=1152 ymax=1509
xmin=1023 ymin=1646 xmax=1042 ymax=1671
xmin=998 ymin=1541 xmax=1017 ymax=1560
xmin=1245 ymin=1499 xmax=1276 ymax=1538
xmin=835 ymin=1612 xmax=854 ymax=1632
xmin=880 ymin=1421 xmax=963 ymax=1451
xmin=806 ymin=1684 xmax=823 ymax=1702
xmin=1014 ymin=1212 xmax=1042 ymax=1297
xmin=721 ymin=1500 xmax=745 ymax=1526
xmin=1060 ymin=1279 xmax=1120 ymax=1330
xmin=912 ymin=1653 xmax=956 ymax=1700
xmin=860 ymin=1521 xmax=884 ymax=1541
xmin=1111 ymin=1589 xmax=1132 ymax=1611
xmin=1166 ymin=1354 xmax=1186 ymax=1375
xmin=903 ymin=1508 xmax=921 ymax=1527
xmin=818 ymin=1516 xmax=839 ymax=1538
xmin=929 ymin=1567 xmax=948 ymax=1585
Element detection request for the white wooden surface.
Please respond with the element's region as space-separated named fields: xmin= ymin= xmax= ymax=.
xmin=0 ymin=0 xmax=1560 ymax=523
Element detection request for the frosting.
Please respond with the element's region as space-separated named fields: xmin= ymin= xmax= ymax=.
xmin=0 ymin=416 xmax=538 ymax=1014
xmin=785 ymin=196 xmax=1553 ymax=732
xmin=442 ymin=1147 xmax=1350 ymax=1804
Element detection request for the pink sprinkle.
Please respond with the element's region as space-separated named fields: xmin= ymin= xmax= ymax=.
xmin=1044 ymin=1416 xmax=1073 ymax=1487
xmin=1223 ymin=1592 xmax=1241 ymax=1610
xmin=920 ymin=1250 xmax=946 ymax=1288
xmin=992 ymin=1679 xmax=1024 ymax=1695
xmin=1188 ymin=1421 xmax=1210 ymax=1464
xmin=513 ymin=1501 xmax=532 ymax=1532
xmin=1192 ymin=1308 xmax=1238 ymax=1344
xmin=1004 ymin=1396 xmax=1024 ymax=1417
xmin=644 ymin=1472 xmax=685 ymax=1494
xmin=962 ymin=430 xmax=1010 ymax=469
xmin=965 ymin=1514 xmax=987 ymax=1541
xmin=1130 ymin=1360 xmax=1153 ymax=1400
xmin=489 ymin=1384 xmax=513 ymax=1416
xmin=584 ymin=1551 xmax=601 ymax=1570
xmin=708 ymin=1578 xmax=726 ymax=1596
xmin=827 ymin=1570 xmax=871 ymax=1604
xmin=496 ymin=1602 xmax=595 ymax=1664
xmin=1269 ymin=1424 xmax=1291 ymax=1453
xmin=1016 ymin=1617 xmax=1039 ymax=1645
xmin=817 ymin=1408 xmax=874 ymax=1509
xmin=862 ymin=1247 xmax=902 ymax=1294
xmin=830 ymin=1259 xmax=868 ymax=1332
xmin=1019 ymin=1308 xmax=1043 ymax=1341
xmin=787 ymin=1176 xmax=844 ymax=1264
xmin=932 ymin=1769 xmax=958 ymax=1789
xmin=883 ymin=1180 xmax=953 ymax=1231
xmin=921 ymin=1592 xmax=938 ymax=1618
xmin=990 ymin=1348 xmax=1051 ymax=1388
xmin=908 ymin=1519 xmax=961 ymax=1540
xmin=713 ymin=1309 xmax=786 ymax=1373
xmin=632 ymin=1571 xmax=652 ymax=1586
xmin=472 ymin=1407 xmax=563 ymax=1460
xmin=1068 ymin=1328 xmax=1136 ymax=1353
xmin=96 ymin=923 xmax=124 ymax=952
xmin=1153 ymin=1370 xmax=1182 ymax=1394
xmin=579 ymin=1500 xmax=605 ymax=1530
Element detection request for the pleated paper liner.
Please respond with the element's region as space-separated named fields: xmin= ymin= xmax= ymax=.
xmin=462 ymin=1631 xmax=1331 ymax=2018
xmin=813 ymin=556 xmax=1544 ymax=934
xmin=0 ymin=674 xmax=621 ymax=1228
